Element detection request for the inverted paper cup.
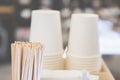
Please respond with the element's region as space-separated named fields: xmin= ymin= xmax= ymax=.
xmin=43 ymin=53 xmax=63 ymax=58
xmin=42 ymin=56 xmax=63 ymax=62
xmin=66 ymin=58 xmax=101 ymax=63
xmin=43 ymin=52 xmax=63 ymax=56
xmin=42 ymin=66 xmax=64 ymax=69
xmin=43 ymin=61 xmax=64 ymax=66
xmin=67 ymin=54 xmax=101 ymax=58
xmin=66 ymin=66 xmax=101 ymax=72
xmin=66 ymin=63 xmax=101 ymax=68
xmin=66 ymin=59 xmax=101 ymax=66
xmin=43 ymin=58 xmax=63 ymax=62
xmin=66 ymin=64 xmax=101 ymax=72
xmin=66 ymin=53 xmax=101 ymax=72
xmin=66 ymin=54 xmax=101 ymax=63
xmin=43 ymin=59 xmax=64 ymax=63
xmin=68 ymin=14 xmax=99 ymax=57
xmin=66 ymin=63 xmax=101 ymax=71
xmin=43 ymin=56 xmax=63 ymax=59
xmin=66 ymin=65 xmax=100 ymax=69
xmin=67 ymin=56 xmax=101 ymax=61
xmin=30 ymin=10 xmax=63 ymax=55
xmin=66 ymin=61 xmax=100 ymax=65
xmin=42 ymin=63 xmax=64 ymax=70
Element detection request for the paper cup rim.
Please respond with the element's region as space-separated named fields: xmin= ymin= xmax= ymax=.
xmin=43 ymin=51 xmax=64 ymax=56
xmin=72 ymin=13 xmax=98 ymax=18
xmin=32 ymin=10 xmax=60 ymax=15
xmin=67 ymin=54 xmax=101 ymax=58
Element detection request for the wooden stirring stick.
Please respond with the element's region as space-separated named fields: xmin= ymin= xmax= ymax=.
xmin=28 ymin=48 xmax=34 ymax=80
xmin=11 ymin=41 xmax=43 ymax=80
xmin=38 ymin=48 xmax=43 ymax=80
xmin=11 ymin=44 xmax=15 ymax=80
xmin=16 ymin=45 xmax=22 ymax=80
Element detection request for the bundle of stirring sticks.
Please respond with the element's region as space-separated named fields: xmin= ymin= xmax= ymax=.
xmin=11 ymin=41 xmax=43 ymax=80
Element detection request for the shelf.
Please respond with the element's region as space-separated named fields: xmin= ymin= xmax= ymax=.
xmin=0 ymin=6 xmax=14 ymax=14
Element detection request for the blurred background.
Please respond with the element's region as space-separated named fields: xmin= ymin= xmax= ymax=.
xmin=0 ymin=0 xmax=120 ymax=80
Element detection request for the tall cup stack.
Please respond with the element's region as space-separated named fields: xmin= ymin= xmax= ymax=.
xmin=66 ymin=14 xmax=101 ymax=72
xmin=30 ymin=10 xmax=64 ymax=69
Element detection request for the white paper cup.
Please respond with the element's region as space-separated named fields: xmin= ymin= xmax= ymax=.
xmin=30 ymin=10 xmax=63 ymax=55
xmin=66 ymin=67 xmax=100 ymax=72
xmin=43 ymin=52 xmax=63 ymax=58
xmin=43 ymin=61 xmax=64 ymax=66
xmin=42 ymin=62 xmax=65 ymax=70
xmin=68 ymin=14 xmax=99 ymax=57
xmin=66 ymin=61 xmax=101 ymax=72
xmin=67 ymin=54 xmax=101 ymax=59
xmin=43 ymin=58 xmax=64 ymax=63
xmin=43 ymin=56 xmax=63 ymax=59
xmin=42 ymin=66 xmax=64 ymax=70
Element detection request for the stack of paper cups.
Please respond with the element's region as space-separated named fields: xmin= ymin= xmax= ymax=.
xmin=30 ymin=10 xmax=64 ymax=69
xmin=42 ymin=54 xmax=64 ymax=69
xmin=66 ymin=14 xmax=101 ymax=72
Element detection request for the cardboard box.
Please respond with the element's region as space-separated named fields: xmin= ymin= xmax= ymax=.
xmin=92 ymin=59 xmax=115 ymax=80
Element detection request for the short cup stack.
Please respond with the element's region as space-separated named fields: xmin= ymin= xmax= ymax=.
xmin=42 ymin=53 xmax=64 ymax=70
xmin=66 ymin=14 xmax=101 ymax=72
xmin=11 ymin=41 xmax=43 ymax=80
xmin=30 ymin=10 xmax=64 ymax=70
